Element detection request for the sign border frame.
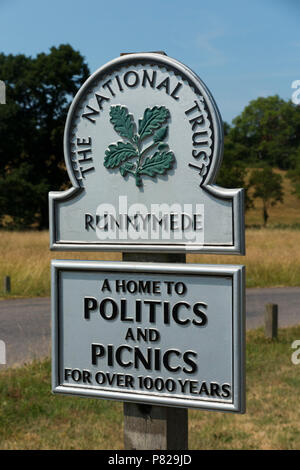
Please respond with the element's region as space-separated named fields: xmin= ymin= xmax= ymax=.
xmin=49 ymin=52 xmax=245 ymax=255
xmin=51 ymin=260 xmax=246 ymax=413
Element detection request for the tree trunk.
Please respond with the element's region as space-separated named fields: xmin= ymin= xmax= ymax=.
xmin=39 ymin=201 xmax=49 ymax=230
xmin=263 ymin=201 xmax=268 ymax=227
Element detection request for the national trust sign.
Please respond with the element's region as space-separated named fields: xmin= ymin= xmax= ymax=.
xmin=49 ymin=53 xmax=244 ymax=254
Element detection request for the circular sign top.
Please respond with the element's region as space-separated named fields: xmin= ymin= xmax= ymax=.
xmin=64 ymin=53 xmax=224 ymax=192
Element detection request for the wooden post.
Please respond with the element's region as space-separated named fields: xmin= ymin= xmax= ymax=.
xmin=124 ymin=403 xmax=188 ymax=450
xmin=122 ymin=252 xmax=188 ymax=450
xmin=264 ymin=303 xmax=278 ymax=339
xmin=3 ymin=276 xmax=11 ymax=294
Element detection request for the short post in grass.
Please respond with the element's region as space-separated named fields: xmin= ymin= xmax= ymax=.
xmin=122 ymin=252 xmax=188 ymax=451
xmin=3 ymin=276 xmax=11 ymax=294
xmin=264 ymin=303 xmax=278 ymax=339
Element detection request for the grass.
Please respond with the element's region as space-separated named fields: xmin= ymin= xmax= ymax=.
xmin=0 ymin=231 xmax=121 ymax=298
xmin=0 ymin=326 xmax=300 ymax=450
xmin=0 ymin=171 xmax=299 ymax=450
xmin=246 ymin=168 xmax=300 ymax=227
xmin=0 ymin=228 xmax=300 ymax=299
xmin=189 ymin=228 xmax=300 ymax=288
xmin=0 ymin=170 xmax=299 ymax=297
xmin=190 ymin=326 xmax=300 ymax=450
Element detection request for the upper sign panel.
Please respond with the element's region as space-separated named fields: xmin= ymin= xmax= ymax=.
xmin=49 ymin=53 xmax=245 ymax=253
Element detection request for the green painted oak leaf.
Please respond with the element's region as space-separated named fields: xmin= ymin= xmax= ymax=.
xmin=134 ymin=174 xmax=142 ymax=187
xmin=104 ymin=142 xmax=138 ymax=168
xmin=138 ymin=106 xmax=169 ymax=140
xmin=109 ymin=106 xmax=135 ymax=140
xmin=120 ymin=161 xmax=135 ymax=177
xmin=158 ymin=142 xmax=168 ymax=151
xmin=153 ymin=126 xmax=168 ymax=143
xmin=138 ymin=151 xmax=174 ymax=177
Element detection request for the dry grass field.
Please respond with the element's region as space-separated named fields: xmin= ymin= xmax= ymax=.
xmin=189 ymin=228 xmax=300 ymax=288
xmin=0 ymin=227 xmax=300 ymax=298
xmin=0 ymin=231 xmax=119 ymax=298
xmin=246 ymin=169 xmax=300 ymax=227
xmin=0 ymin=171 xmax=299 ymax=451
xmin=0 ymin=170 xmax=299 ymax=297
xmin=0 ymin=326 xmax=299 ymax=450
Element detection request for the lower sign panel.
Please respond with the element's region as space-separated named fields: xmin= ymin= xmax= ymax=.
xmin=51 ymin=260 xmax=245 ymax=412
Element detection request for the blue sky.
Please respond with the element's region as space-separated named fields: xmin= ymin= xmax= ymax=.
xmin=0 ymin=0 xmax=299 ymax=123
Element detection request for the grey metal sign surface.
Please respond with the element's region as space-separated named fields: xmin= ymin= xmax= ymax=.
xmin=52 ymin=260 xmax=245 ymax=412
xmin=49 ymin=53 xmax=245 ymax=254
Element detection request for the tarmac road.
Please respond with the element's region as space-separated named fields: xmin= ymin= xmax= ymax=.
xmin=0 ymin=287 xmax=300 ymax=367
xmin=0 ymin=297 xmax=51 ymax=368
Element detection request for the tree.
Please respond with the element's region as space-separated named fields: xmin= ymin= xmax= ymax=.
xmin=230 ymin=96 xmax=300 ymax=170
xmin=288 ymin=148 xmax=300 ymax=199
xmin=249 ymin=167 xmax=284 ymax=226
xmin=216 ymin=122 xmax=253 ymax=210
xmin=0 ymin=163 xmax=48 ymax=228
xmin=0 ymin=44 xmax=90 ymax=229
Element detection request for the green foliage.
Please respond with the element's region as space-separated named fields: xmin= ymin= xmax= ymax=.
xmin=0 ymin=44 xmax=90 ymax=229
xmin=230 ymin=95 xmax=300 ymax=169
xmin=219 ymin=95 xmax=300 ymax=210
xmin=105 ymin=105 xmax=174 ymax=187
xmin=0 ymin=163 xmax=49 ymax=229
xmin=216 ymin=126 xmax=253 ymax=210
xmin=249 ymin=167 xmax=284 ymax=225
xmin=1 ymin=44 xmax=299 ymax=226
xmin=288 ymin=149 xmax=300 ymax=199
